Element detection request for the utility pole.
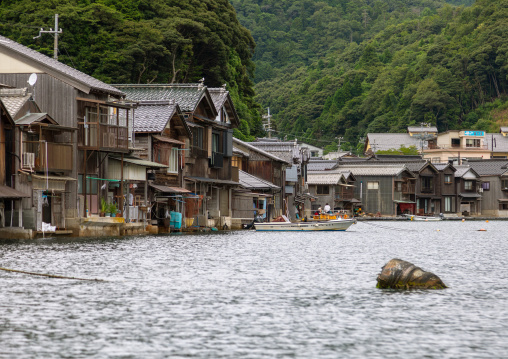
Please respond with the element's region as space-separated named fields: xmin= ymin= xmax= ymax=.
xmin=336 ymin=136 xmax=344 ymax=152
xmin=34 ymin=14 xmax=63 ymax=60
xmin=262 ymin=107 xmax=272 ymax=138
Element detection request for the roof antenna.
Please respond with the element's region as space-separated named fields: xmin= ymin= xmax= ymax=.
xmin=27 ymin=73 xmax=38 ymax=101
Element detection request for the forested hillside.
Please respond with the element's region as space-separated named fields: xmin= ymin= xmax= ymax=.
xmin=231 ymin=0 xmax=508 ymax=153
xmin=0 ymin=0 xmax=263 ymax=139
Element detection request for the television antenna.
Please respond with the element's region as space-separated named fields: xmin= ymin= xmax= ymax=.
xmin=27 ymin=73 xmax=38 ymax=100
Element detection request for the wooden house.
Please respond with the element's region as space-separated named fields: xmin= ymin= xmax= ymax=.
xmin=115 ymin=82 xmax=239 ymax=228
xmin=433 ymin=163 xmax=458 ymax=215
xmin=453 ymin=165 xmax=482 ymax=216
xmin=0 ymin=89 xmax=29 ymax=229
xmin=249 ymin=140 xmax=310 ymax=220
xmin=306 ymin=170 xmax=356 ymax=217
xmin=232 ymin=137 xmax=288 ymax=223
xmin=338 ymin=164 xmax=416 ymax=216
xmin=0 ymin=87 xmax=74 ymax=229
xmin=0 ymin=34 xmax=149 ymax=233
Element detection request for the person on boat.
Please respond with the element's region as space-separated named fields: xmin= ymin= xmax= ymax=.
xmin=324 ymin=203 xmax=331 ymax=214
xmin=317 ymin=206 xmax=323 ymax=214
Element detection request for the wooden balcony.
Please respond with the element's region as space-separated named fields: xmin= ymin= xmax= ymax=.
xmin=22 ymin=141 xmax=73 ymax=172
xmin=402 ymin=182 xmax=415 ymax=194
xmin=78 ymin=122 xmax=128 ymax=153
xmin=337 ymin=187 xmax=354 ymax=201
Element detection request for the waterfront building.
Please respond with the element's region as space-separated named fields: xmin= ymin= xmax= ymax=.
xmin=0 ymin=34 xmax=153 ymax=237
xmin=249 ymin=140 xmax=310 ymax=220
xmin=467 ymin=159 xmax=508 ymax=217
xmin=115 ymin=82 xmax=239 ymax=229
xmin=336 ymin=164 xmax=415 ymax=216
xmin=232 ymin=137 xmax=288 ymax=225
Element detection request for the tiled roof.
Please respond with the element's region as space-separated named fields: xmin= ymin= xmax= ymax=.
xmin=407 ymin=126 xmax=438 ymax=133
xmin=249 ymin=140 xmax=306 ymax=164
xmin=500 ymin=127 xmax=508 ymax=133
xmin=453 ymin=165 xmax=479 ymax=178
xmin=485 ymin=133 xmax=508 ymax=153
xmin=367 ymin=133 xmax=421 ymax=151
xmin=337 ymin=164 xmax=414 ymax=177
xmin=133 ymin=100 xmax=179 ymax=133
xmin=0 ymin=35 xmax=124 ymax=97
xmin=207 ymin=87 xmax=228 ymax=112
xmin=307 ymin=159 xmax=338 ymax=171
xmin=466 ymin=160 xmax=508 ymax=176
xmin=232 ymin=146 xmax=249 ymax=158
xmin=113 ymin=84 xmax=206 ymax=112
xmin=0 ymin=87 xmax=31 ymax=118
xmin=233 ymin=138 xmax=289 ymax=164
xmin=239 ymin=170 xmax=279 ymax=190
xmin=307 ymin=172 xmax=345 ymax=185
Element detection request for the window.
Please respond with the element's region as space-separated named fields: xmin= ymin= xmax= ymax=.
xmin=421 ymin=177 xmax=433 ymax=191
xmin=502 ymin=179 xmax=508 ymax=190
xmin=444 ymin=196 xmax=455 ymax=212
xmin=192 ymin=127 xmax=203 ymax=148
xmin=464 ymin=181 xmax=473 ymax=190
xmin=394 ymin=181 xmax=402 ymax=192
xmin=367 ymin=181 xmax=379 ymax=190
xmin=451 ymin=138 xmax=460 ymax=147
xmin=466 ymin=139 xmax=481 ymax=148
xmin=231 ymin=156 xmax=241 ymax=168
xmin=317 ymin=185 xmax=329 ymax=195
xmin=78 ymin=174 xmax=98 ymax=194
xmin=445 ymin=175 xmax=452 ymax=184
xmin=431 ymin=157 xmax=441 ymax=163
xmin=212 ymin=132 xmax=220 ymax=153
xmin=168 ymin=148 xmax=178 ymax=174
xmin=481 ymin=182 xmax=490 ymax=191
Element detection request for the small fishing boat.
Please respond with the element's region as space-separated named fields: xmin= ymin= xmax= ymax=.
xmin=404 ymin=214 xmax=443 ymax=221
xmin=254 ymin=218 xmax=356 ymax=231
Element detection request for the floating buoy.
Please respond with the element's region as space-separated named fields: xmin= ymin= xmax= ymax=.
xmin=462 ymin=219 xmax=465 ymax=222
xmin=478 ymin=229 xmax=487 ymax=231
xmin=437 ymin=229 xmax=440 ymax=231
xmin=486 ymin=220 xmax=489 ymax=223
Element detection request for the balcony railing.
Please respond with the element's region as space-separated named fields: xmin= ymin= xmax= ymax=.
xmin=337 ymin=187 xmax=354 ymax=200
xmin=402 ymin=182 xmax=415 ymax=194
xmin=22 ymin=141 xmax=73 ymax=172
xmin=421 ymin=187 xmax=434 ymax=193
xmin=425 ymin=144 xmax=488 ymax=150
xmin=78 ymin=122 xmax=128 ymax=152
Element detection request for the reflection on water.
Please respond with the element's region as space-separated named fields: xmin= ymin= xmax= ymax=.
xmin=1 ymin=221 xmax=507 ymax=358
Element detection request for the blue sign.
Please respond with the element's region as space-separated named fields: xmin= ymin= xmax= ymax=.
xmin=463 ymin=131 xmax=484 ymax=136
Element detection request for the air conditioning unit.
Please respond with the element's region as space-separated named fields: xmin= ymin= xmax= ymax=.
xmin=479 ymin=188 xmax=483 ymax=193
xmin=23 ymin=152 xmax=35 ymax=168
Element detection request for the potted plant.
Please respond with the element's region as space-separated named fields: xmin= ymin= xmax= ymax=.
xmin=108 ymin=203 xmax=117 ymax=217
xmin=100 ymin=198 xmax=107 ymax=217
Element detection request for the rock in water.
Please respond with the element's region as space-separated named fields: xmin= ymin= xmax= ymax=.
xmin=377 ymin=258 xmax=447 ymax=289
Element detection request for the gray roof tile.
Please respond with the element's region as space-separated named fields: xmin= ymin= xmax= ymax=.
xmin=307 ymin=159 xmax=338 ymax=171
xmin=0 ymin=35 xmax=124 ymax=96
xmin=239 ymin=170 xmax=279 ymax=190
xmin=367 ymin=133 xmax=422 ymax=151
xmin=113 ymin=84 xmax=206 ymax=112
xmin=133 ymin=100 xmax=179 ymax=133
xmin=466 ymin=160 xmax=508 ymax=176
xmin=337 ymin=164 xmax=414 ymax=177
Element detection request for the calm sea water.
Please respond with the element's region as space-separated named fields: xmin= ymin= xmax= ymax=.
xmin=0 ymin=220 xmax=507 ymax=358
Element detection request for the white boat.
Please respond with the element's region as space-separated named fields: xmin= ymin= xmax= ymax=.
xmin=254 ymin=218 xmax=356 ymax=231
xmin=404 ymin=214 xmax=443 ymax=221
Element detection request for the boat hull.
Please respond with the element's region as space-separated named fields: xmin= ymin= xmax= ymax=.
xmin=254 ymin=219 xmax=355 ymax=231
xmin=404 ymin=214 xmax=442 ymax=221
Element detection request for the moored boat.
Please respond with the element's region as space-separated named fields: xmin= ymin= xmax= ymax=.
xmin=404 ymin=214 xmax=443 ymax=221
xmin=254 ymin=218 xmax=356 ymax=231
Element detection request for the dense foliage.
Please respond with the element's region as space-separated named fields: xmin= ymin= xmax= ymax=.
xmin=0 ymin=0 xmax=263 ymax=139
xmin=231 ymin=0 xmax=508 ymax=153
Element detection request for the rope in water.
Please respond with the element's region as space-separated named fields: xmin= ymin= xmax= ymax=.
xmin=359 ymin=221 xmax=418 ymax=232
xmin=0 ymin=267 xmax=105 ymax=281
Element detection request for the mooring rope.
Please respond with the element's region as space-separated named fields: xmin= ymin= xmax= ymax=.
xmin=0 ymin=267 xmax=105 ymax=281
xmin=359 ymin=221 xmax=418 ymax=232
